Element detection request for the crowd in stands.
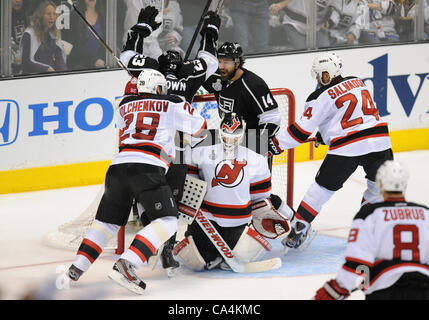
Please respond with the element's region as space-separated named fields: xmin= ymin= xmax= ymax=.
xmin=3 ymin=0 xmax=429 ymax=76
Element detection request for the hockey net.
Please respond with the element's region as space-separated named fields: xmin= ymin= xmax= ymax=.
xmin=42 ymin=88 xmax=295 ymax=254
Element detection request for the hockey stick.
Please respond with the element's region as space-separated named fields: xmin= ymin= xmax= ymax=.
xmin=194 ymin=210 xmax=282 ymax=273
xmin=67 ymin=0 xmax=133 ymax=77
xmin=184 ymin=0 xmax=223 ymax=60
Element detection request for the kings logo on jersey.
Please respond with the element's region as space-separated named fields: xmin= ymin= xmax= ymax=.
xmin=211 ymin=159 xmax=247 ymax=188
xmin=218 ymin=95 xmax=235 ymax=114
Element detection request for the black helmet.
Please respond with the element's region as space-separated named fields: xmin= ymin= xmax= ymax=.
xmin=158 ymin=50 xmax=183 ymax=75
xmin=217 ymin=42 xmax=243 ymax=61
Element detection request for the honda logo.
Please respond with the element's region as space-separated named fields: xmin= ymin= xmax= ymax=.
xmin=0 ymin=100 xmax=19 ymax=146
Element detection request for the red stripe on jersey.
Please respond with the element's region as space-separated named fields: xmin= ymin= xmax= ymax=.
xmin=135 ymin=235 xmax=157 ymax=254
xmin=192 ymin=119 xmax=207 ymax=137
xmin=121 ymin=148 xmax=172 ymax=167
xmin=345 ymin=256 xmax=374 ymax=267
xmin=202 ymin=200 xmax=252 ymax=209
xmin=129 ymin=246 xmax=147 ymax=263
xmin=369 ymin=263 xmax=429 ymax=287
xmin=294 ymin=122 xmax=312 ymax=136
xmin=250 ymin=186 xmax=272 ymax=194
xmin=300 ymin=201 xmax=318 ymax=217
xmin=330 ymin=122 xmax=388 ymax=145
xmin=82 ymin=238 xmax=102 ymax=254
xmin=77 ymin=250 xmax=95 ymax=263
xmin=342 ymin=264 xmax=365 ymax=276
xmin=329 ymin=133 xmax=390 ymax=151
xmin=209 ymin=211 xmax=253 ymax=220
xmin=187 ymin=165 xmax=198 ymax=174
xmin=287 ymin=126 xmax=304 ymax=143
xmin=250 ymin=176 xmax=271 ymax=187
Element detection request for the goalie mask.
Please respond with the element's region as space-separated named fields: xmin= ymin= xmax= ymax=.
xmin=137 ymin=68 xmax=167 ymax=95
xmin=219 ymin=113 xmax=246 ymax=154
xmin=158 ymin=50 xmax=183 ymax=76
xmin=311 ymin=52 xmax=342 ymax=86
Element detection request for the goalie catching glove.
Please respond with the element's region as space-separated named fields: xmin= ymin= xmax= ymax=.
xmin=131 ymin=6 xmax=162 ymax=37
xmin=314 ymin=279 xmax=350 ymax=300
xmin=251 ymin=199 xmax=291 ymax=239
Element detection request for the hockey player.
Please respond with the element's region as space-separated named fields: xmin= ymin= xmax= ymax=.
xmin=268 ymin=52 xmax=393 ymax=250
xmin=314 ymin=160 xmax=429 ymax=300
xmin=66 ymin=68 xmax=207 ymax=294
xmin=119 ymin=5 xmax=220 ymax=275
xmin=203 ymin=42 xmax=281 ymax=140
xmin=174 ymin=113 xmax=293 ymax=271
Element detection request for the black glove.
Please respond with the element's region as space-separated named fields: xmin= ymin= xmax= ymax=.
xmin=131 ymin=6 xmax=162 ymax=36
xmin=266 ymin=136 xmax=283 ymax=158
xmin=200 ymin=11 xmax=221 ymax=41
xmin=314 ymin=131 xmax=325 ymax=148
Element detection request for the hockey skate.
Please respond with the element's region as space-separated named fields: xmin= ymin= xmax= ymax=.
xmin=282 ymin=221 xmax=317 ymax=253
xmin=161 ymin=235 xmax=180 ymax=277
xmin=108 ymin=258 xmax=146 ymax=295
xmin=67 ymin=264 xmax=83 ymax=281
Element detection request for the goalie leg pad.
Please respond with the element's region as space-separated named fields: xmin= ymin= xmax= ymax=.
xmin=232 ymin=227 xmax=271 ymax=264
xmin=173 ymin=236 xmax=206 ymax=271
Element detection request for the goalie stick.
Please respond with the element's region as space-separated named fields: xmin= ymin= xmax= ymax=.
xmin=67 ymin=0 xmax=133 ymax=77
xmin=194 ymin=209 xmax=282 ymax=273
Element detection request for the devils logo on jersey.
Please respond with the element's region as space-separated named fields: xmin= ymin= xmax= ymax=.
xmin=211 ymin=159 xmax=247 ymax=188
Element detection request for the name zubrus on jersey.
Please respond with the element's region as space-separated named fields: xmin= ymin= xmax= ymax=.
xmin=383 ymin=207 xmax=426 ymax=221
xmin=195 ymin=210 xmax=234 ymax=258
xmin=118 ymin=100 xmax=169 ymax=117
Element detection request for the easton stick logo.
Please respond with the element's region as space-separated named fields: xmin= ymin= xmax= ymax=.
xmin=211 ymin=159 xmax=247 ymax=188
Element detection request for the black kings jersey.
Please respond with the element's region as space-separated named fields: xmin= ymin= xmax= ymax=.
xmin=336 ymin=198 xmax=429 ymax=295
xmin=203 ymin=68 xmax=281 ymax=130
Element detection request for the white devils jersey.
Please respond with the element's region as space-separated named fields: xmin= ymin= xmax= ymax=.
xmin=276 ymin=76 xmax=391 ymax=156
xmin=335 ymin=199 xmax=429 ymax=295
xmin=111 ymin=94 xmax=206 ymax=170
xmin=185 ymin=144 xmax=272 ymax=227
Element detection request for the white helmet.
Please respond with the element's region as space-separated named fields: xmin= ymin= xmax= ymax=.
xmin=219 ymin=113 xmax=246 ymax=154
xmin=137 ymin=68 xmax=167 ymax=95
xmin=311 ymin=52 xmax=342 ymax=85
xmin=376 ymin=160 xmax=410 ymax=193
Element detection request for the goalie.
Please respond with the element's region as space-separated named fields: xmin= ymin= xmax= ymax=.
xmin=173 ymin=113 xmax=294 ymax=271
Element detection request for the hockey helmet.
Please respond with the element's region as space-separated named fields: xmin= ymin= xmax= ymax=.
xmin=137 ymin=68 xmax=167 ymax=95
xmin=311 ymin=52 xmax=342 ymax=85
xmin=158 ymin=50 xmax=183 ymax=75
xmin=376 ymin=160 xmax=410 ymax=193
xmin=219 ymin=112 xmax=246 ymax=153
xmin=217 ymin=42 xmax=243 ymax=62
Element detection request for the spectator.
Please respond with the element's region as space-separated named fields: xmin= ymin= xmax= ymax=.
xmin=394 ymin=0 xmax=417 ymax=41
xmin=178 ymin=0 xmax=204 ymax=58
xmin=229 ymin=0 xmax=271 ymax=54
xmin=317 ymin=0 xmax=369 ymax=47
xmin=11 ymin=0 xmax=29 ymax=74
xmin=20 ymin=0 xmax=67 ymax=74
xmin=268 ymin=0 xmax=347 ymax=50
xmin=425 ymin=0 xmax=429 ymax=40
xmin=158 ymin=0 xmax=184 ymax=57
xmin=65 ymin=0 xmax=106 ymax=70
xmin=359 ymin=0 xmax=399 ymax=44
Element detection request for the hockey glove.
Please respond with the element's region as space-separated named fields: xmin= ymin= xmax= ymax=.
xmin=200 ymin=11 xmax=221 ymax=41
xmin=314 ymin=131 xmax=325 ymax=148
xmin=131 ymin=6 xmax=162 ymax=37
xmin=267 ymin=136 xmax=283 ymax=158
xmin=314 ymin=279 xmax=350 ymax=300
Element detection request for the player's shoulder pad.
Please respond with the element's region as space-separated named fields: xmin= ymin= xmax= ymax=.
xmin=353 ymin=202 xmax=385 ymax=221
xmin=241 ymin=68 xmax=268 ymax=87
xmin=306 ymin=76 xmax=358 ymax=102
xmin=405 ymin=201 xmax=429 ymax=211
xmin=119 ymin=94 xmax=184 ymax=105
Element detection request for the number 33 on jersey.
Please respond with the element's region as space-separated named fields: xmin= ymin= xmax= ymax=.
xmin=276 ymin=76 xmax=391 ymax=157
